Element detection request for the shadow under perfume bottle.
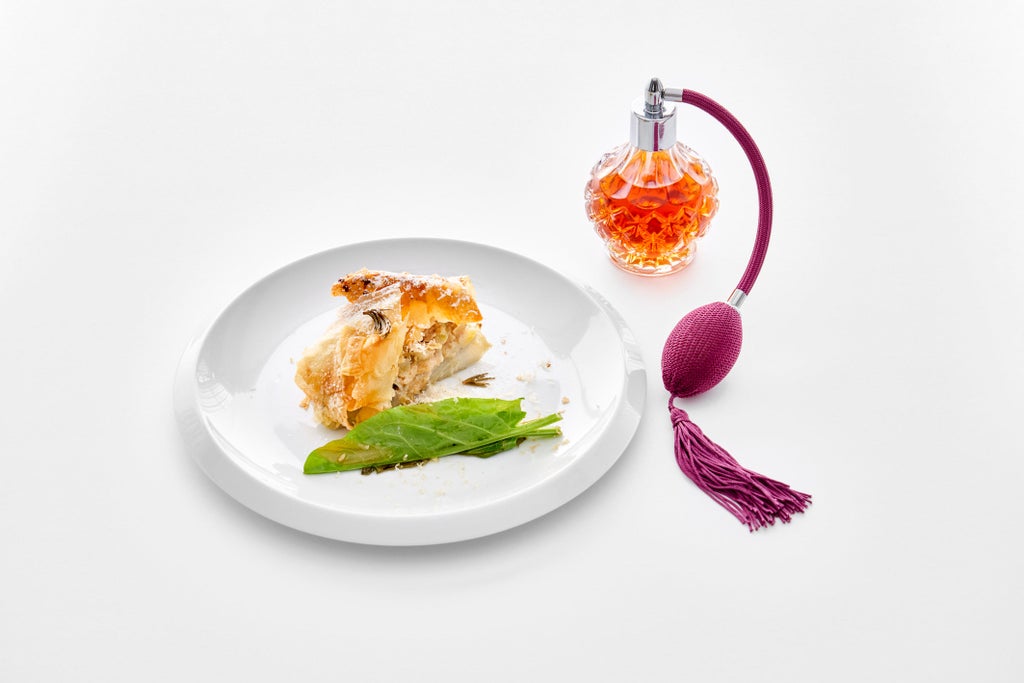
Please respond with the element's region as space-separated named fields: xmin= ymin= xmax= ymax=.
xmin=585 ymin=78 xmax=719 ymax=276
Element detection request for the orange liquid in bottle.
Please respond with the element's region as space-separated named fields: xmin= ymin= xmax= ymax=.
xmin=585 ymin=142 xmax=718 ymax=275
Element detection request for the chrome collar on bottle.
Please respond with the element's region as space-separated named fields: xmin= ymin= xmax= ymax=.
xmin=630 ymin=77 xmax=677 ymax=151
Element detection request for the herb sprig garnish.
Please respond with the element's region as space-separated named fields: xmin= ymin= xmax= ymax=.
xmin=362 ymin=309 xmax=392 ymax=337
xmin=461 ymin=373 xmax=494 ymax=387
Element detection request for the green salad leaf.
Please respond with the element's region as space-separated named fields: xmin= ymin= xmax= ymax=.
xmin=304 ymin=397 xmax=563 ymax=474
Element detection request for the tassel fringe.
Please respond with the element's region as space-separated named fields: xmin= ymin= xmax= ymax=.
xmin=669 ymin=398 xmax=811 ymax=531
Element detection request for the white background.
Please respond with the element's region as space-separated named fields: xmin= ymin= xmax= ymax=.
xmin=2 ymin=1 xmax=1022 ymax=681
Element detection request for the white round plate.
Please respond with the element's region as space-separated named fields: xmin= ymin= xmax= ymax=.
xmin=174 ymin=238 xmax=646 ymax=545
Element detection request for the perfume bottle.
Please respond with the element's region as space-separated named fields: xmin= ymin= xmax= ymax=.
xmin=585 ymin=78 xmax=719 ymax=276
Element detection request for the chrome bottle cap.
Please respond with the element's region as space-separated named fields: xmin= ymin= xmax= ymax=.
xmin=630 ymin=77 xmax=677 ymax=151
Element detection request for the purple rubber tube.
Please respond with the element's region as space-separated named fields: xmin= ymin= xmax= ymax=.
xmin=679 ymin=90 xmax=772 ymax=297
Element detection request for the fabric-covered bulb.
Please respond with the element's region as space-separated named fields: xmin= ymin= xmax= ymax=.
xmin=662 ymin=302 xmax=742 ymax=398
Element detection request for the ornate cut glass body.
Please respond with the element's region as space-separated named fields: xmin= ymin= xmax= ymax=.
xmin=585 ymin=142 xmax=718 ymax=276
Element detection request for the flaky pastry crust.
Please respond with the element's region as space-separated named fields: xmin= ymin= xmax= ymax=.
xmin=294 ymin=270 xmax=489 ymax=429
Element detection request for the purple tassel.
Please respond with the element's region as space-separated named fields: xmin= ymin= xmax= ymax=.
xmin=669 ymin=398 xmax=811 ymax=531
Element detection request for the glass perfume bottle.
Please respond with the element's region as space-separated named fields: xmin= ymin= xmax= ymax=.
xmin=585 ymin=78 xmax=719 ymax=276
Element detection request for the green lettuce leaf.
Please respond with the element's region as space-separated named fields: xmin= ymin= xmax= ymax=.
xmin=304 ymin=397 xmax=562 ymax=474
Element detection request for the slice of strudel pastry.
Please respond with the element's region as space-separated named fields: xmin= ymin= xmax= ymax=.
xmin=294 ymin=269 xmax=490 ymax=429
